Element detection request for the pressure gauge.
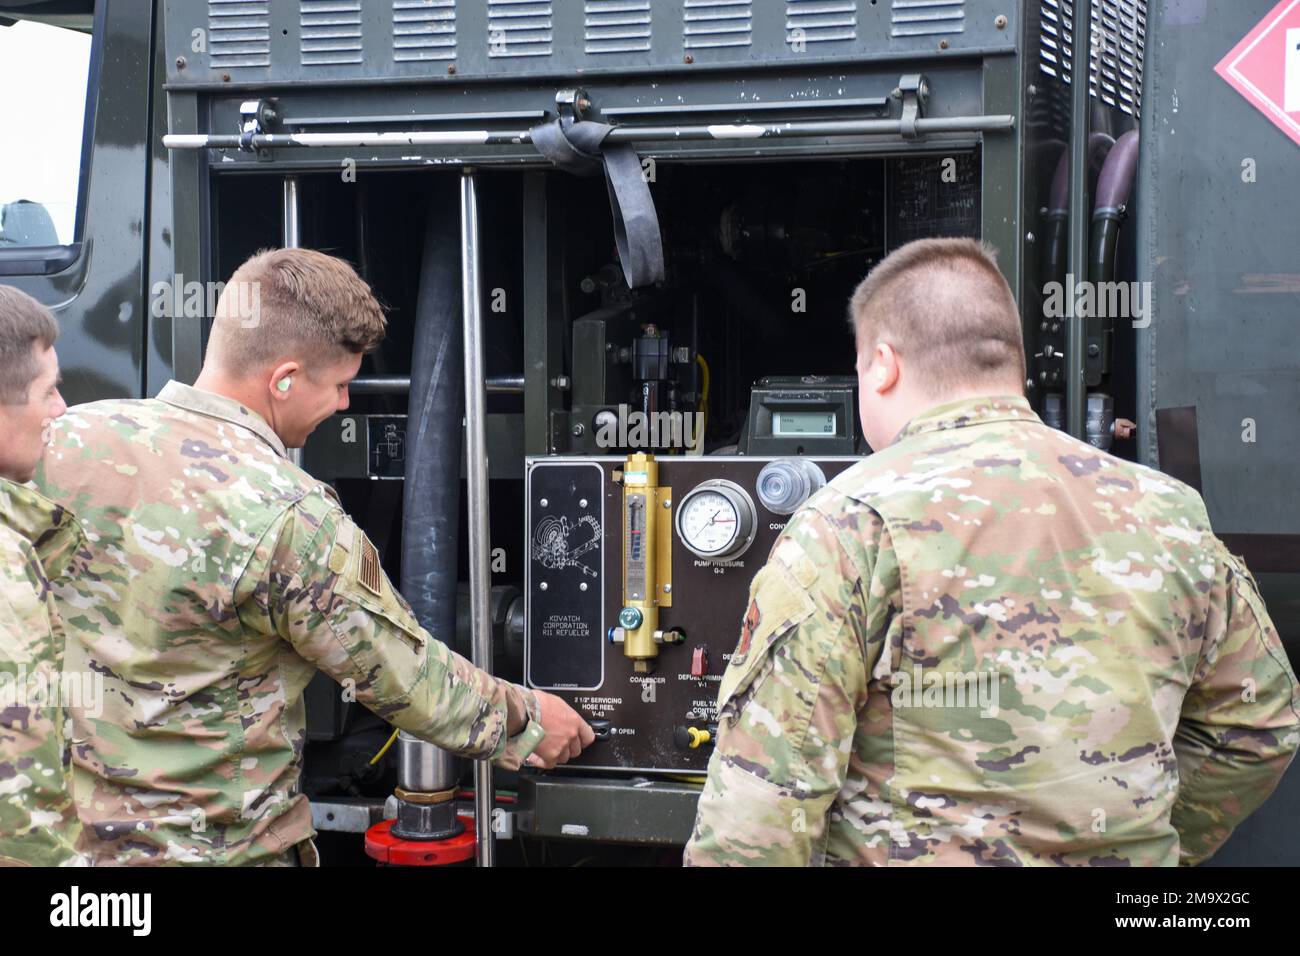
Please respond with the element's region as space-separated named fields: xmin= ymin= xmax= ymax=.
xmin=675 ymin=480 xmax=757 ymax=562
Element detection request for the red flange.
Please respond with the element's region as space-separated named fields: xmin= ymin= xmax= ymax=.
xmin=364 ymin=814 xmax=477 ymax=866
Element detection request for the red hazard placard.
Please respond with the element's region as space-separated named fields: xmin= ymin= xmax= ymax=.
xmin=1215 ymin=0 xmax=1300 ymax=147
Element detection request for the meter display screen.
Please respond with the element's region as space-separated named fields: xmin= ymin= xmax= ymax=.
xmin=772 ymin=411 xmax=836 ymax=436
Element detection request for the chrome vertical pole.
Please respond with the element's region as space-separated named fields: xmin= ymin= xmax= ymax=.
xmin=1065 ymin=1 xmax=1091 ymax=439
xmin=460 ymin=169 xmax=495 ymax=867
xmin=282 ymin=176 xmax=305 ymax=467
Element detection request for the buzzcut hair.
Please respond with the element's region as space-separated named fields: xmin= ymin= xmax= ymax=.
xmin=848 ymin=238 xmax=1026 ymax=394
xmin=0 ymin=285 xmax=60 ymax=405
xmin=206 ymin=248 xmax=387 ymax=377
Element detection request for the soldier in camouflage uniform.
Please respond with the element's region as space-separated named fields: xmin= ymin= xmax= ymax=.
xmin=33 ymin=249 xmax=593 ymax=866
xmin=685 ymin=238 xmax=1300 ymax=866
xmin=0 ymin=286 xmax=84 ymax=866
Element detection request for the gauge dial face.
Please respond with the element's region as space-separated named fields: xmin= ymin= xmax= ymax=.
xmin=675 ymin=480 xmax=756 ymax=562
xmin=678 ymin=490 xmax=741 ymax=557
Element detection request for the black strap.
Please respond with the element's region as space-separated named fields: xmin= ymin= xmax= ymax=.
xmin=532 ymin=118 xmax=665 ymax=289
xmin=1154 ymin=405 xmax=1203 ymax=492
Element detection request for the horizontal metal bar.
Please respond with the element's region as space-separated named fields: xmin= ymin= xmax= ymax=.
xmin=601 ymin=96 xmax=889 ymax=117
xmin=163 ymin=130 xmax=520 ymax=148
xmin=163 ymin=43 xmax=1012 ymax=95
xmin=286 ymin=108 xmax=549 ymax=127
xmin=311 ymin=799 xmax=388 ymax=834
xmin=604 ymin=114 xmax=1015 ymax=140
xmin=349 ymin=375 xmax=411 ymax=394
xmin=162 ymin=113 xmax=1014 ymax=151
xmin=351 ymin=374 xmax=523 ymax=395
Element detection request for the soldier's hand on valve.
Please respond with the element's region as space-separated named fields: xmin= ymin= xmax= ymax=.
xmin=525 ymin=691 xmax=596 ymax=769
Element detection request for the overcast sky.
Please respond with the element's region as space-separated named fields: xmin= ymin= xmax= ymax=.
xmin=0 ymin=19 xmax=92 ymax=244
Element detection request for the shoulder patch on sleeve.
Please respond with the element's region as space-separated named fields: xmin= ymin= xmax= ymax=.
xmin=736 ymin=596 xmax=761 ymax=663
xmin=328 ymin=518 xmax=355 ymax=574
xmin=773 ymin=536 xmax=819 ymax=589
xmin=359 ymin=534 xmax=383 ymax=596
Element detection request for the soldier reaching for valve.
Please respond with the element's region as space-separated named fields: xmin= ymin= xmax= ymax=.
xmin=0 ymin=286 xmax=84 ymax=866
xmin=32 ymin=248 xmax=593 ymax=866
xmin=685 ymin=238 xmax=1300 ymax=866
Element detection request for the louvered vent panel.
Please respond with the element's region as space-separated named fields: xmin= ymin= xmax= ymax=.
xmin=208 ymin=0 xmax=271 ymax=69
xmin=1041 ymin=0 xmax=1146 ymax=117
xmin=488 ymin=0 xmax=553 ymax=59
xmin=585 ymin=0 xmax=651 ymax=54
xmin=301 ymin=0 xmax=362 ymax=67
xmin=891 ymin=0 xmax=965 ymax=38
xmin=393 ymin=0 xmax=456 ymax=63
xmin=684 ymin=0 xmax=752 ymax=51
xmin=786 ymin=0 xmax=857 ymax=46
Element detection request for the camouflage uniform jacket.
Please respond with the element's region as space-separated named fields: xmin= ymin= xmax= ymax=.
xmin=34 ymin=381 xmax=543 ymax=866
xmin=685 ymin=395 xmax=1300 ymax=866
xmin=0 ymin=478 xmax=86 ymax=865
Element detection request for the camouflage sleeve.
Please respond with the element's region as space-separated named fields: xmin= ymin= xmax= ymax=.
xmin=246 ymin=501 xmax=543 ymax=771
xmin=0 ymin=541 xmax=85 ymax=866
xmin=683 ymin=505 xmax=878 ymax=866
xmin=1171 ymin=551 xmax=1300 ymax=865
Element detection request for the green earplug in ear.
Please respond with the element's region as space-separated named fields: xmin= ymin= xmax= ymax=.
xmin=277 ymin=377 xmax=291 ymax=393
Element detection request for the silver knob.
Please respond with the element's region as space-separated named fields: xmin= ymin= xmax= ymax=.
xmin=757 ymin=459 xmax=827 ymax=515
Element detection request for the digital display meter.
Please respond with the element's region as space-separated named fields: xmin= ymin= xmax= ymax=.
xmin=740 ymin=375 xmax=861 ymax=455
xmin=772 ymin=410 xmax=837 ymax=436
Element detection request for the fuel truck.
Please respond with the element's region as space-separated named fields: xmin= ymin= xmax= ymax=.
xmin=1 ymin=0 xmax=1296 ymax=865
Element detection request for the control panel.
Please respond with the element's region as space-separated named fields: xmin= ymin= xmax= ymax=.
xmin=525 ymin=455 xmax=860 ymax=773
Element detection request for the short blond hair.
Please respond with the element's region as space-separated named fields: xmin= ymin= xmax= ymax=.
xmin=848 ymin=238 xmax=1025 ymax=393
xmin=207 ymin=248 xmax=386 ymax=376
xmin=0 ymin=285 xmax=59 ymax=404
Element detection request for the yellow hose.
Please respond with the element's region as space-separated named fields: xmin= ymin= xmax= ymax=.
xmin=369 ymin=727 xmax=400 ymax=766
xmin=694 ymin=354 xmax=710 ymax=455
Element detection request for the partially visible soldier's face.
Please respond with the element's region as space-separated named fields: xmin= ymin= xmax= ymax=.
xmin=276 ymin=351 xmax=363 ymax=449
xmin=0 ymin=343 xmax=66 ymax=483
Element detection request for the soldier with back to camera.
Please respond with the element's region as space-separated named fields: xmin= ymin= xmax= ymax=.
xmin=684 ymin=237 xmax=1300 ymax=867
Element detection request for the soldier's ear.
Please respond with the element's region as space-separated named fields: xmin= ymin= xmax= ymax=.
xmin=268 ymin=361 xmax=300 ymax=401
xmin=872 ymin=343 xmax=901 ymax=394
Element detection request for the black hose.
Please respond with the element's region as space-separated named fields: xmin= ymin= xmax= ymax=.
xmin=1091 ymin=130 xmax=1140 ymax=285
xmin=392 ymin=188 xmax=465 ymax=833
xmin=402 ymin=191 xmax=463 ymax=652
xmin=1043 ymin=133 xmax=1116 ymax=287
